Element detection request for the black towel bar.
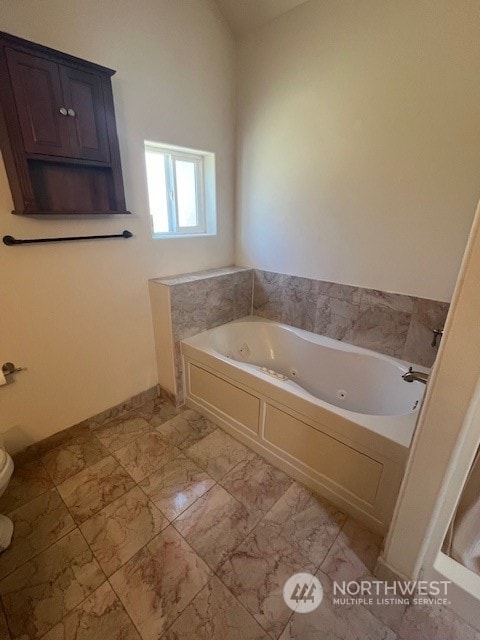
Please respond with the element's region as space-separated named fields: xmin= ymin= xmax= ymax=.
xmin=3 ymin=230 xmax=133 ymax=245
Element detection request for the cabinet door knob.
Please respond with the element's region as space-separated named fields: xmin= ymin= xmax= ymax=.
xmin=67 ymin=108 xmax=76 ymax=117
xmin=59 ymin=107 xmax=68 ymax=116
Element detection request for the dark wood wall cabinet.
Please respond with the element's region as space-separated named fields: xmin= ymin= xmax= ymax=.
xmin=0 ymin=32 xmax=130 ymax=215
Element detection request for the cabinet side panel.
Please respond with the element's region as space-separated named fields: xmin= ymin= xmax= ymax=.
xmin=0 ymin=47 xmax=35 ymax=211
xmin=101 ymin=77 xmax=126 ymax=211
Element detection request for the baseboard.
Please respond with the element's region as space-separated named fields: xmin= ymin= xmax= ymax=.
xmin=13 ymin=385 xmax=162 ymax=465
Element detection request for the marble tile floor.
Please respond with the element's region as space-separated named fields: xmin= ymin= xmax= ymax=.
xmin=0 ymin=398 xmax=478 ymax=640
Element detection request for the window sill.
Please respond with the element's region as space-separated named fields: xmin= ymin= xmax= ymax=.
xmin=152 ymin=232 xmax=217 ymax=240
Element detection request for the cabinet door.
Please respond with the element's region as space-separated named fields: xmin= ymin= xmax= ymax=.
xmin=5 ymin=49 xmax=71 ymax=156
xmin=59 ymin=66 xmax=110 ymax=162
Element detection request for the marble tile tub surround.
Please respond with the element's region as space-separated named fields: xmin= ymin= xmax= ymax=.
xmin=166 ymin=267 xmax=253 ymax=343
xmin=1 ymin=394 xmax=479 ymax=640
xmin=149 ymin=267 xmax=253 ymax=402
xmin=150 ymin=266 xmax=448 ymax=405
xmin=253 ymin=269 xmax=450 ymax=366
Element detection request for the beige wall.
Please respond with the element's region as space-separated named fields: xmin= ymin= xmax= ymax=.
xmin=0 ymin=0 xmax=236 ymax=452
xmin=235 ymin=0 xmax=480 ymax=302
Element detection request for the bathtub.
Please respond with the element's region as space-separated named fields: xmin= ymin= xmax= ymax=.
xmin=181 ymin=317 xmax=426 ymax=533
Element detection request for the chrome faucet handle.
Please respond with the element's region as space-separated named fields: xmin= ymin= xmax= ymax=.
xmin=402 ymin=366 xmax=429 ymax=384
xmin=431 ymin=329 xmax=444 ymax=348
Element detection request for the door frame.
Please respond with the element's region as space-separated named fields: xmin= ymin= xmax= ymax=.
xmin=379 ymin=199 xmax=480 ymax=630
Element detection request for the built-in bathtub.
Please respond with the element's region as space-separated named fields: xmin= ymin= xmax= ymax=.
xmin=181 ymin=317 xmax=427 ymax=533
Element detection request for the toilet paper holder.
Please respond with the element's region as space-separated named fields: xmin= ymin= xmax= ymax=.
xmin=2 ymin=362 xmax=25 ymax=377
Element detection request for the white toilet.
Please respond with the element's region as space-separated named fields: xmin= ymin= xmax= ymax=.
xmin=0 ymin=449 xmax=14 ymax=551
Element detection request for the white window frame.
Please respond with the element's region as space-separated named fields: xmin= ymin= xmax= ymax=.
xmin=145 ymin=141 xmax=216 ymax=238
